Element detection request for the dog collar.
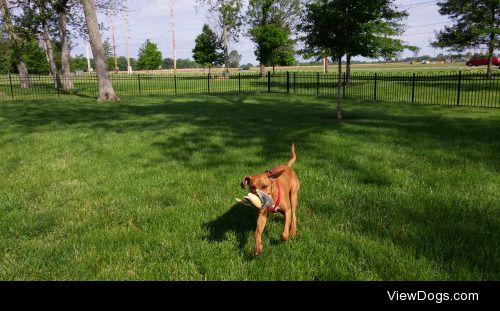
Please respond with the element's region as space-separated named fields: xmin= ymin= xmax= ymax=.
xmin=269 ymin=181 xmax=281 ymax=214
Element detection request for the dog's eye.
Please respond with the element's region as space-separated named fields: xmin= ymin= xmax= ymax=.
xmin=262 ymin=185 xmax=268 ymax=189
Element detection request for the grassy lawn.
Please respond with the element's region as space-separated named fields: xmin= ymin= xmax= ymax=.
xmin=0 ymin=94 xmax=499 ymax=280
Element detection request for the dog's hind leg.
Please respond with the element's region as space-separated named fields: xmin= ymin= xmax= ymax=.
xmin=290 ymin=190 xmax=298 ymax=238
xmin=280 ymin=197 xmax=292 ymax=241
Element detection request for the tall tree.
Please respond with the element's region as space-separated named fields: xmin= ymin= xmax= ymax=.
xmin=247 ymin=0 xmax=299 ymax=75
xmin=197 ymin=0 xmax=243 ymax=74
xmin=250 ymin=24 xmax=295 ymax=74
xmin=432 ymin=0 xmax=500 ymax=78
xmin=16 ymin=0 xmax=71 ymax=88
xmin=0 ymin=0 xmax=32 ymax=88
xmin=22 ymin=39 xmax=51 ymax=74
xmin=137 ymin=39 xmax=162 ymax=70
xmin=33 ymin=0 xmax=62 ymax=88
xmin=299 ymin=0 xmax=413 ymax=119
xmin=54 ymin=0 xmax=74 ymax=90
xmin=192 ymin=24 xmax=223 ymax=73
xmin=228 ymin=49 xmax=241 ymax=67
xmin=344 ymin=3 xmax=417 ymax=83
xmin=81 ymin=0 xmax=118 ymax=101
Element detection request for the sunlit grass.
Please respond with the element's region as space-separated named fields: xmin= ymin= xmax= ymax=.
xmin=0 ymin=94 xmax=499 ymax=280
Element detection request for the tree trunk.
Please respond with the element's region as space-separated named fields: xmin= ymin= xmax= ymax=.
xmin=58 ymin=10 xmax=74 ymax=90
xmin=0 ymin=0 xmax=32 ymax=88
xmin=346 ymin=54 xmax=351 ymax=85
xmin=223 ymin=24 xmax=229 ymax=75
xmin=42 ymin=22 xmax=61 ymax=89
xmin=81 ymin=0 xmax=119 ymax=101
xmin=259 ymin=63 xmax=265 ymax=77
xmin=17 ymin=61 xmax=32 ymax=88
xmin=336 ymin=57 xmax=342 ymax=120
xmin=323 ymin=55 xmax=328 ymax=73
xmin=487 ymin=32 xmax=494 ymax=79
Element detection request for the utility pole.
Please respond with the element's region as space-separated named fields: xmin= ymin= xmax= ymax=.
xmin=121 ymin=9 xmax=132 ymax=74
xmin=107 ymin=11 xmax=119 ymax=74
xmin=86 ymin=41 xmax=92 ymax=75
xmin=169 ymin=0 xmax=177 ymax=74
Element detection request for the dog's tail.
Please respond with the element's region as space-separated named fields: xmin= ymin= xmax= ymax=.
xmin=287 ymin=143 xmax=296 ymax=167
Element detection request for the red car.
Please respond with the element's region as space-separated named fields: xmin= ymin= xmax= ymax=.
xmin=466 ymin=55 xmax=500 ymax=66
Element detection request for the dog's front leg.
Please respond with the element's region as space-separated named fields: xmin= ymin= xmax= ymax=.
xmin=254 ymin=208 xmax=269 ymax=256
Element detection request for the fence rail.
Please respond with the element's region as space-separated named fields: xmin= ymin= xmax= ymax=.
xmin=0 ymin=71 xmax=499 ymax=108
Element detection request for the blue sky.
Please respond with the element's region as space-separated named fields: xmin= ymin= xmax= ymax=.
xmin=72 ymin=0 xmax=462 ymax=64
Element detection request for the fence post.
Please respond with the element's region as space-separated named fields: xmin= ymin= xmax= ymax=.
xmin=374 ymin=73 xmax=377 ymax=101
xmin=208 ymin=73 xmax=211 ymax=94
xmin=342 ymin=72 xmax=346 ymax=99
xmin=138 ymin=74 xmax=142 ymax=95
xmin=411 ymin=73 xmax=416 ymax=103
xmin=286 ymin=71 xmax=290 ymax=94
xmin=316 ymin=72 xmax=320 ymax=96
xmin=456 ymin=71 xmax=462 ymax=106
xmin=8 ymin=72 xmax=14 ymax=99
xmin=174 ymin=74 xmax=177 ymax=95
xmin=293 ymin=72 xmax=296 ymax=93
xmin=238 ymin=72 xmax=241 ymax=94
xmin=267 ymin=71 xmax=271 ymax=93
xmin=56 ymin=73 xmax=61 ymax=97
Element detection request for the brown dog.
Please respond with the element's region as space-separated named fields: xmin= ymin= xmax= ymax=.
xmin=240 ymin=144 xmax=300 ymax=256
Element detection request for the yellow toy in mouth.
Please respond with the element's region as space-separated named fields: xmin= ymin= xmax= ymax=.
xmin=236 ymin=190 xmax=274 ymax=210
xmin=236 ymin=192 xmax=262 ymax=208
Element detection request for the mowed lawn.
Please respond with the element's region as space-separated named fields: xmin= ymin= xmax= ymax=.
xmin=0 ymin=94 xmax=499 ymax=280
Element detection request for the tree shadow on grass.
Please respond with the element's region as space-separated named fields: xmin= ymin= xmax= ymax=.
xmin=2 ymin=94 xmax=500 ymax=277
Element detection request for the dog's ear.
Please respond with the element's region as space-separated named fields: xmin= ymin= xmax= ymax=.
xmin=266 ymin=166 xmax=286 ymax=180
xmin=241 ymin=176 xmax=251 ymax=189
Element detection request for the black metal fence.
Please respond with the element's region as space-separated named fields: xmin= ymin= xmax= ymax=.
xmin=1 ymin=71 xmax=499 ymax=107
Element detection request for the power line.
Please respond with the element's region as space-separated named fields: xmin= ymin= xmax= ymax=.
xmin=402 ymin=31 xmax=436 ymax=36
xmin=399 ymin=0 xmax=437 ymax=8
xmin=407 ymin=21 xmax=450 ymax=28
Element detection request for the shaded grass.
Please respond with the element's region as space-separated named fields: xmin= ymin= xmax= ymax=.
xmin=0 ymin=94 xmax=499 ymax=280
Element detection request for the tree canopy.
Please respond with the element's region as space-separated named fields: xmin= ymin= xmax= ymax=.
xmin=137 ymin=39 xmax=162 ymax=70
xmin=196 ymin=0 xmax=243 ymax=73
xmin=250 ymin=24 xmax=295 ymax=71
xmin=247 ymin=0 xmax=299 ymax=74
xmin=228 ymin=49 xmax=242 ymax=67
xmin=192 ymin=24 xmax=223 ymax=71
xmin=432 ymin=0 xmax=500 ymax=77
xmin=299 ymin=0 xmax=412 ymax=119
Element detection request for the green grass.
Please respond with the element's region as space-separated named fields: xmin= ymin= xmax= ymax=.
xmin=0 ymin=94 xmax=499 ymax=280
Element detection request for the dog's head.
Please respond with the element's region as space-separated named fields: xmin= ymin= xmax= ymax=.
xmin=240 ymin=166 xmax=286 ymax=196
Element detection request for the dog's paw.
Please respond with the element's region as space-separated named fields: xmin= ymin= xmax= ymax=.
xmin=280 ymin=233 xmax=289 ymax=241
xmin=253 ymin=245 xmax=263 ymax=256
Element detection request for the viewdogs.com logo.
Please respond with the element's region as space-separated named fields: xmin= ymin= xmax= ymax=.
xmin=387 ymin=291 xmax=479 ymax=304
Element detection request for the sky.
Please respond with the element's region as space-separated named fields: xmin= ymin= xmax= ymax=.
xmin=71 ymin=0 xmax=467 ymax=65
